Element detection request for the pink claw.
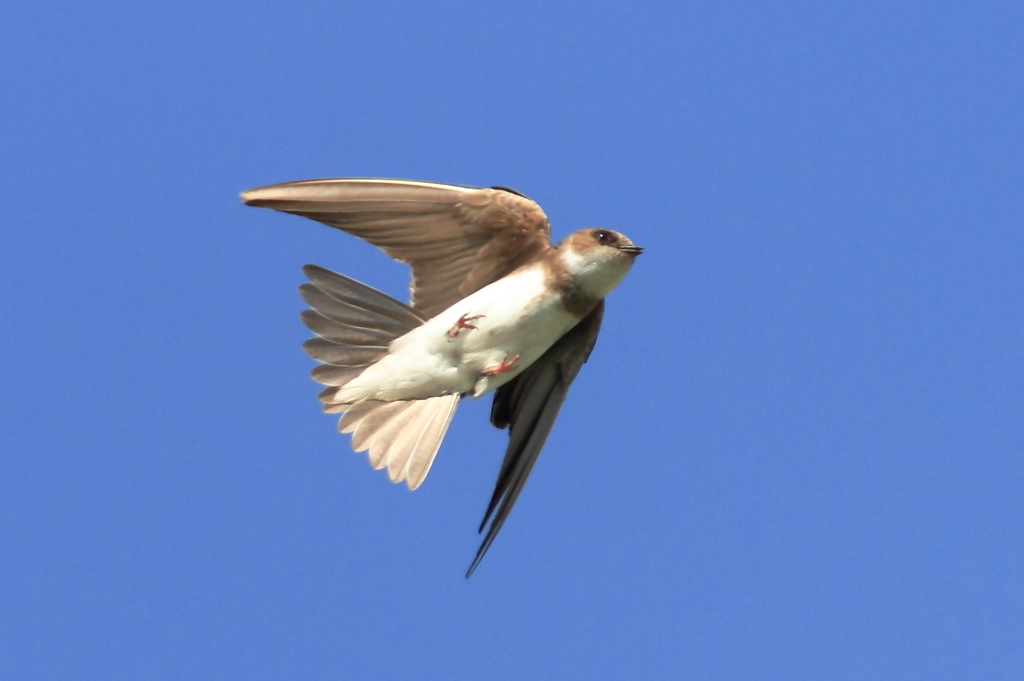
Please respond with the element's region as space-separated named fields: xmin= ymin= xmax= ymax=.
xmin=481 ymin=353 xmax=520 ymax=377
xmin=447 ymin=313 xmax=485 ymax=341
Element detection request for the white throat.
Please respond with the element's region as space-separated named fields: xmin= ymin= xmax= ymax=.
xmin=559 ymin=247 xmax=633 ymax=300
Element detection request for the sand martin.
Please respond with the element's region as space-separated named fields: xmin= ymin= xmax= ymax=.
xmin=241 ymin=178 xmax=641 ymax=575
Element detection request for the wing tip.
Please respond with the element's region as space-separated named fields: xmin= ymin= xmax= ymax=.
xmin=240 ymin=187 xmax=267 ymax=206
xmin=465 ymin=553 xmax=485 ymax=579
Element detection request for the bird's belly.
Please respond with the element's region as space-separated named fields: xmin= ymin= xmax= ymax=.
xmin=339 ymin=266 xmax=579 ymax=402
xmin=454 ymin=290 xmax=578 ymax=396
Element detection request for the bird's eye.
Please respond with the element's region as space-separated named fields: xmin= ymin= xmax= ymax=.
xmin=593 ymin=230 xmax=612 ymax=243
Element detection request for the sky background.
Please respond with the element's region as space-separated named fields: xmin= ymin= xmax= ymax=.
xmin=2 ymin=2 xmax=1023 ymax=679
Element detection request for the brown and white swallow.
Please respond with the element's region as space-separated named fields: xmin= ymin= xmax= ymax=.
xmin=241 ymin=178 xmax=642 ymax=576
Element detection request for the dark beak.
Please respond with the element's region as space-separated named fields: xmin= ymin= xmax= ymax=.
xmin=618 ymin=245 xmax=644 ymax=256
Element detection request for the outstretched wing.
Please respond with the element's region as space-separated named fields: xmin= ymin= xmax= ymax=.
xmin=467 ymin=301 xmax=606 ymax=577
xmin=241 ymin=179 xmax=553 ymax=318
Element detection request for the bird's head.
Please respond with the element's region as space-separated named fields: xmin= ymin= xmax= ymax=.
xmin=558 ymin=228 xmax=642 ymax=299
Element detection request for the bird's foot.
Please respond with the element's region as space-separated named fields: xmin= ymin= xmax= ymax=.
xmin=447 ymin=313 xmax=485 ymax=341
xmin=481 ymin=353 xmax=520 ymax=377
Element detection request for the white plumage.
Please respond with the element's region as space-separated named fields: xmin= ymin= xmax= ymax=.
xmin=334 ymin=264 xmax=579 ymax=404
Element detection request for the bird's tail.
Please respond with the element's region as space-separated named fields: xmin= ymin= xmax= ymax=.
xmin=299 ymin=264 xmax=461 ymax=490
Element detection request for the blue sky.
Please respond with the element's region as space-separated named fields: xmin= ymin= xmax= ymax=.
xmin=2 ymin=2 xmax=1022 ymax=679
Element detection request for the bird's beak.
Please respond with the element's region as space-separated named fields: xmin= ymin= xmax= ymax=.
xmin=618 ymin=245 xmax=644 ymax=256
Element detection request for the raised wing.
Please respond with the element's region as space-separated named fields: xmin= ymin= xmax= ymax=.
xmin=241 ymin=179 xmax=553 ymax=318
xmin=466 ymin=301 xmax=606 ymax=577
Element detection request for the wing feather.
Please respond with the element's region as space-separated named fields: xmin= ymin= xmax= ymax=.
xmin=466 ymin=302 xmax=605 ymax=577
xmin=242 ymin=178 xmax=553 ymax=317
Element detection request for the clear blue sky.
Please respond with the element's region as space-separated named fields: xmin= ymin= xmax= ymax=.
xmin=2 ymin=2 xmax=1022 ymax=679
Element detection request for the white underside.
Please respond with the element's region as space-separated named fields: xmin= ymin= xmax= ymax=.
xmin=334 ymin=264 xmax=579 ymax=403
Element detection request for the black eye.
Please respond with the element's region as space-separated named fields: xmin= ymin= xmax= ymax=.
xmin=593 ymin=230 xmax=612 ymax=244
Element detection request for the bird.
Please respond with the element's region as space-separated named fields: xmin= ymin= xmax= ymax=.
xmin=241 ymin=178 xmax=642 ymax=576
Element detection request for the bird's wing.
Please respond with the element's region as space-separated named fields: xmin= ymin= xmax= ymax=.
xmin=466 ymin=301 xmax=606 ymax=577
xmin=241 ymin=179 xmax=552 ymax=318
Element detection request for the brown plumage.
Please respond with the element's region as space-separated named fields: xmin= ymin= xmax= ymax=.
xmin=242 ymin=178 xmax=641 ymax=575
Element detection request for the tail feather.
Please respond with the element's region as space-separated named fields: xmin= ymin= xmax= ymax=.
xmin=389 ymin=402 xmax=439 ymax=481
xmin=399 ymin=395 xmax=460 ymax=489
xmin=334 ymin=395 xmax=460 ymax=489
xmin=300 ymin=266 xmax=460 ymax=489
xmin=338 ymin=402 xmax=381 ymax=431
xmin=300 ymin=284 xmax=412 ymax=336
xmin=300 ymin=267 xmax=422 ymax=392
xmin=302 ymin=339 xmax=387 ymax=367
xmin=351 ymin=401 xmax=409 ymax=452
xmin=303 ymin=264 xmax=426 ymax=327
xmin=301 ymin=310 xmax=393 ymax=347
xmin=313 ymin=365 xmax=370 ymax=389
xmin=370 ymin=401 xmax=427 ymax=473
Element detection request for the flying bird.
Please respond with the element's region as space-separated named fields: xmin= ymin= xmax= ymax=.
xmin=241 ymin=178 xmax=641 ymax=576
